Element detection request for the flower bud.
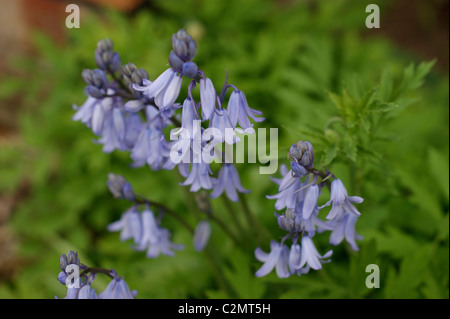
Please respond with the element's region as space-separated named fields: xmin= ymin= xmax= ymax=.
xmin=182 ymin=61 xmax=199 ymax=78
xmin=171 ymin=29 xmax=197 ymax=62
xmin=168 ymin=50 xmax=184 ymax=73
xmin=59 ymin=254 xmax=68 ymax=271
xmin=289 ymin=140 xmax=314 ymax=169
xmin=67 ymin=250 xmax=80 ymax=266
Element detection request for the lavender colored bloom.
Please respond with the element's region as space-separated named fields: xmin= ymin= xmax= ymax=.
xmin=135 ymin=209 xmax=184 ymax=258
xmin=288 ymin=243 xmax=311 ymax=276
xmin=99 ymin=272 xmax=137 ymax=299
xmin=107 ymin=207 xmax=142 ymax=244
xmin=133 ymin=68 xmax=182 ymax=109
xmin=180 ymin=162 xmax=215 ymax=192
xmin=124 ymin=112 xmax=145 ymax=150
xmin=227 ymin=90 xmax=264 ymax=130
xmin=296 ymin=236 xmax=332 ymax=271
xmin=180 ymin=98 xmax=201 ymax=138
xmin=193 ymin=220 xmax=211 ymax=252
xmin=329 ymin=214 xmax=363 ymax=251
xmin=130 ymin=126 xmax=173 ymax=170
xmin=293 ymin=204 xmax=334 ymax=236
xmin=254 ymin=241 xmax=290 ymax=278
xmin=61 ymin=281 xmax=98 ymax=299
xmin=302 ymin=184 xmax=319 ymax=220
xmin=209 ymin=108 xmax=240 ymax=145
xmin=266 ymin=168 xmax=304 ymax=210
xmin=97 ymin=108 xmax=128 ymax=153
xmin=199 ymin=77 xmax=216 ymax=120
xmin=210 ymin=164 xmax=250 ymax=202
xmin=320 ymin=179 xmax=364 ymax=220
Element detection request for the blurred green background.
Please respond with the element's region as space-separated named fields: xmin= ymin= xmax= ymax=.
xmin=0 ymin=0 xmax=448 ymax=299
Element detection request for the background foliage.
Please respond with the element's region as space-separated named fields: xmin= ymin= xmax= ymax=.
xmin=0 ymin=0 xmax=448 ymax=299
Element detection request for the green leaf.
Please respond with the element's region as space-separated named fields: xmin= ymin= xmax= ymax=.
xmin=428 ymin=148 xmax=449 ymax=201
xmin=384 ymin=244 xmax=436 ymax=298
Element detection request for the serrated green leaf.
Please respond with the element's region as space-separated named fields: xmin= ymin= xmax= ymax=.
xmin=341 ymin=132 xmax=357 ymax=162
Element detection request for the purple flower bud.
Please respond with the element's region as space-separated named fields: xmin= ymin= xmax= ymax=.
xmin=182 ymin=61 xmax=199 ymax=78
xmin=169 ymin=50 xmax=184 ymax=72
xmin=193 ymin=220 xmax=211 ymax=251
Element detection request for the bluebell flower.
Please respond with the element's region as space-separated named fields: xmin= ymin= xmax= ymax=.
xmin=227 ymin=90 xmax=264 ymax=130
xmin=329 ymin=213 xmax=363 ymax=251
xmin=133 ymin=68 xmax=182 ymax=109
xmin=302 ymin=184 xmax=319 ymax=220
xmin=180 ymin=162 xmax=215 ymax=192
xmin=99 ymin=271 xmax=137 ymax=299
xmin=193 ymin=220 xmax=211 ymax=252
xmin=320 ymin=179 xmax=363 ymax=220
xmin=210 ymin=164 xmax=250 ymax=202
xmin=135 ymin=209 xmax=184 ymax=258
xmin=266 ymin=167 xmax=304 ymax=210
xmin=107 ymin=207 xmax=142 ymax=244
xmin=199 ymin=77 xmax=216 ymax=121
xmin=293 ymin=204 xmax=334 ymax=237
xmin=124 ymin=112 xmax=145 ymax=150
xmin=60 ymin=281 xmax=98 ymax=299
xmin=209 ymin=108 xmax=240 ymax=145
xmin=97 ymin=108 xmax=128 ymax=153
xmin=288 ymin=243 xmax=311 ymax=276
xmin=130 ymin=126 xmax=174 ymax=170
xmin=254 ymin=240 xmax=290 ymax=278
xmin=295 ymin=236 xmax=332 ymax=271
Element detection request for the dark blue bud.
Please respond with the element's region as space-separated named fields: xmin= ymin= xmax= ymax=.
xmin=171 ymin=29 xmax=197 ymax=62
xmin=81 ymin=69 xmax=93 ymax=85
xmin=291 ymin=161 xmax=308 ymax=178
xmin=96 ymin=38 xmax=113 ymax=53
xmin=182 ymin=62 xmax=199 ymax=78
xmin=66 ymin=251 xmax=80 ymax=266
xmin=92 ymin=69 xmax=108 ymax=89
xmin=109 ymin=52 xmax=121 ymax=72
xmin=85 ymin=86 xmax=103 ymax=98
xmin=120 ymin=63 xmax=137 ymax=77
xmin=169 ymin=50 xmax=184 ymax=72
xmin=122 ymin=182 xmax=135 ymax=202
xmin=59 ymin=254 xmax=68 ymax=271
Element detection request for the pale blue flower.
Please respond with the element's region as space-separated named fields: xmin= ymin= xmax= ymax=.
xmin=254 ymin=240 xmax=290 ymax=278
xmin=302 ymin=184 xmax=319 ymax=220
xmin=193 ymin=220 xmax=211 ymax=252
xmin=99 ymin=271 xmax=137 ymax=299
xmin=320 ymin=179 xmax=363 ymax=220
xmin=107 ymin=207 xmax=142 ymax=244
xmin=227 ymin=90 xmax=264 ymax=130
xmin=210 ymin=164 xmax=250 ymax=202
xmin=199 ymin=77 xmax=216 ymax=120
xmin=329 ymin=214 xmax=363 ymax=251
xmin=135 ymin=209 xmax=184 ymax=258
xmin=266 ymin=168 xmax=305 ymax=210
xmin=180 ymin=162 xmax=215 ymax=192
xmin=209 ymin=108 xmax=240 ymax=145
xmin=296 ymin=236 xmax=332 ymax=271
xmin=133 ymin=68 xmax=182 ymax=109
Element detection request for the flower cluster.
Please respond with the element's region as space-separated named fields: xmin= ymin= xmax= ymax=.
xmin=57 ymin=251 xmax=136 ymax=299
xmin=255 ymin=140 xmax=364 ymax=278
xmin=73 ymin=29 xmax=264 ymax=203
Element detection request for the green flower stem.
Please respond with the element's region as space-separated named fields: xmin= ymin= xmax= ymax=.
xmin=238 ymin=193 xmax=272 ymax=246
